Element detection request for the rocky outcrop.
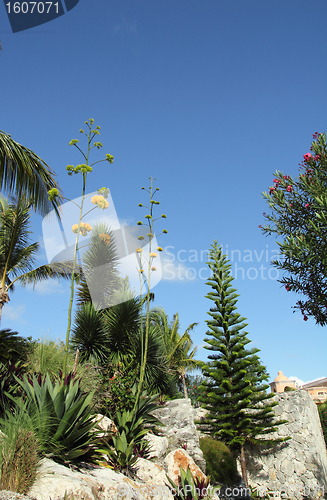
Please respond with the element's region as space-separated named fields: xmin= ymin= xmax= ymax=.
xmin=24 ymin=392 xmax=327 ymax=499
xmin=28 ymin=458 xmax=174 ymax=500
xmin=242 ymin=390 xmax=327 ymax=498
xmin=152 ymin=398 xmax=206 ymax=472
xmin=27 ymin=399 xmax=207 ymax=500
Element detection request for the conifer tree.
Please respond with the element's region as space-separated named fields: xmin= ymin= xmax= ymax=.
xmin=198 ymin=241 xmax=289 ymax=486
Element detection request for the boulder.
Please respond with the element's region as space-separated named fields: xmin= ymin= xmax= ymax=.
xmin=28 ymin=458 xmax=174 ymax=500
xmin=143 ymin=433 xmax=169 ymax=459
xmin=91 ymin=414 xmax=117 ymax=441
xmin=165 ymin=448 xmax=207 ymax=486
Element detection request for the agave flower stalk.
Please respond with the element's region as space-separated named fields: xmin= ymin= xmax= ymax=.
xmin=49 ymin=119 xmax=113 ymax=383
xmin=133 ymin=177 xmax=167 ymax=411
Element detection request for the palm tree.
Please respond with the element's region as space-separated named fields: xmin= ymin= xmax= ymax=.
xmin=0 ymin=328 xmax=28 ymax=364
xmin=76 ymin=223 xmax=120 ymax=309
xmin=150 ymin=307 xmax=198 ymax=398
xmin=0 ymin=129 xmax=62 ymax=214
xmin=0 ymin=196 xmax=74 ymax=325
xmin=71 ymin=297 xmax=175 ymax=395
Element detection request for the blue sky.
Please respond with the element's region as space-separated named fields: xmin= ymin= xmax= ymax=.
xmin=0 ymin=0 xmax=326 ymax=385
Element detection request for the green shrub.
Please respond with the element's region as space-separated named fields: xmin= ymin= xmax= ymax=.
xmin=0 ymin=361 xmax=26 ymax=418
xmin=26 ymin=339 xmax=101 ymax=398
xmin=318 ymin=401 xmax=327 ymax=447
xmin=96 ymin=365 xmax=139 ymax=416
xmin=199 ymin=437 xmax=237 ymax=486
xmin=0 ymin=411 xmax=39 ymax=493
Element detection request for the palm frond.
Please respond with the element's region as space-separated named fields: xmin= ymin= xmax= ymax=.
xmin=77 ymin=223 xmax=120 ymax=309
xmin=70 ymin=302 xmax=109 ymax=364
xmin=12 ymin=261 xmax=77 ymax=287
xmin=0 ymin=130 xmax=62 ymax=215
xmin=102 ymin=295 xmax=141 ymax=362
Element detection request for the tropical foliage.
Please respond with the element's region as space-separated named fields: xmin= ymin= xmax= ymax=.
xmin=11 ymin=373 xmax=102 ymax=464
xmin=0 ymin=196 xmax=74 ymax=325
xmin=167 ymin=466 xmax=211 ymax=500
xmin=150 ymin=307 xmax=198 ymax=397
xmin=0 ymin=328 xmax=29 ymax=364
xmin=0 ymin=129 xmax=62 ymax=214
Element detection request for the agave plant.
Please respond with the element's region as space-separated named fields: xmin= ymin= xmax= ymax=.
xmin=102 ymin=389 xmax=161 ymax=473
xmin=11 ymin=372 xmax=103 ymax=464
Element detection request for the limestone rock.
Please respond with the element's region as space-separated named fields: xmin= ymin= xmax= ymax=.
xmin=165 ymin=448 xmax=207 ymax=486
xmin=91 ymin=414 xmax=117 ymax=441
xmin=144 ymin=433 xmax=169 ymax=459
xmin=28 ymin=458 xmax=174 ymax=500
xmin=152 ymin=398 xmax=206 ymax=472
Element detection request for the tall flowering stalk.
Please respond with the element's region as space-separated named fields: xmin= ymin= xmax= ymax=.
xmin=49 ymin=119 xmax=113 ymax=382
xmin=133 ymin=177 xmax=167 ymax=409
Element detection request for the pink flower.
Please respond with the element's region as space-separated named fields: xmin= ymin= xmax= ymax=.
xmin=269 ymin=187 xmax=275 ymax=195
xmin=289 ymin=203 xmax=292 ymax=208
xmin=303 ymin=315 xmax=308 ymax=321
xmin=305 ymin=203 xmax=309 ymax=208
xmin=303 ymin=153 xmax=312 ymax=162
xmin=286 ymin=185 xmax=293 ymax=192
xmin=285 ymin=284 xmax=290 ymax=291
xmin=258 ymin=225 xmax=262 ymax=228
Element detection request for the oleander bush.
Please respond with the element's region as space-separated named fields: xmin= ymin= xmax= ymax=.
xmin=185 ymin=374 xmax=207 ymax=407
xmin=199 ymin=437 xmax=237 ymax=486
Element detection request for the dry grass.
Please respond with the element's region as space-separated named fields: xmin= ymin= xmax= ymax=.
xmin=0 ymin=421 xmax=39 ymax=493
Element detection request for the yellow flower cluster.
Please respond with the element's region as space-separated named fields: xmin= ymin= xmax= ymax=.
xmin=136 ymin=248 xmax=143 ymax=253
xmin=72 ymin=222 xmax=92 ymax=236
xmin=151 ymin=266 xmax=157 ymax=271
xmin=99 ymin=233 xmax=111 ymax=246
xmin=91 ymin=195 xmax=109 ymax=210
xmin=149 ymin=252 xmax=157 ymax=258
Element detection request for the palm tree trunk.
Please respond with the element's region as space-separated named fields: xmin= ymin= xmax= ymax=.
xmin=0 ymin=286 xmax=9 ymax=326
xmin=240 ymin=444 xmax=249 ymax=487
xmin=182 ymin=372 xmax=188 ymax=398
